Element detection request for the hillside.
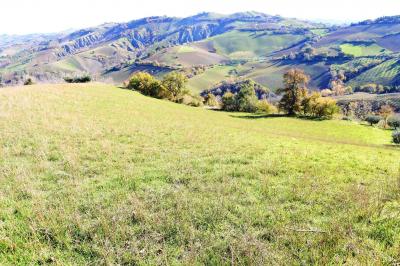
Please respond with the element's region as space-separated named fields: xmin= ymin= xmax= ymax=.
xmin=0 ymin=12 xmax=325 ymax=85
xmin=1 ymin=13 xmax=400 ymax=93
xmin=0 ymin=83 xmax=399 ymax=264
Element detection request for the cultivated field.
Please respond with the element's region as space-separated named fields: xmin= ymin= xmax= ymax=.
xmin=0 ymin=83 xmax=399 ymax=264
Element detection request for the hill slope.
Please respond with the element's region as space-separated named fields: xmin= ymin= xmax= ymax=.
xmin=1 ymin=14 xmax=400 ymax=92
xmin=0 ymin=83 xmax=399 ymax=264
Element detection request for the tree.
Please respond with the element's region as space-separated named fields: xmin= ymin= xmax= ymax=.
xmin=235 ymin=80 xmax=258 ymax=113
xmin=301 ymin=91 xmax=339 ymax=119
xmin=301 ymin=91 xmax=321 ymax=116
xmin=379 ymin=105 xmax=394 ymax=128
xmin=256 ymin=99 xmax=277 ymax=114
xmin=24 ymin=78 xmax=34 ymax=86
xmin=127 ymin=72 xmax=168 ymax=99
xmin=162 ymin=72 xmax=189 ymax=102
xmin=221 ymin=92 xmax=237 ymax=112
xmin=278 ymin=69 xmax=310 ymax=115
xmin=204 ymin=93 xmax=219 ymax=107
xmin=388 ymin=116 xmax=400 ymax=129
xmin=312 ymin=97 xmax=339 ymax=118
xmin=393 ymin=131 xmax=400 ymax=144
xmin=365 ymin=115 xmax=382 ymax=126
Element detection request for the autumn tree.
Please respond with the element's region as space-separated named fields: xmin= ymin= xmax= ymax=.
xmin=278 ymin=69 xmax=310 ymax=115
xmin=379 ymin=105 xmax=394 ymax=128
xmin=127 ymin=72 xmax=168 ymax=99
xmin=162 ymin=72 xmax=189 ymax=102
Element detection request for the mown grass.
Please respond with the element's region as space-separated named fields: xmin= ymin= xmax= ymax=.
xmin=0 ymin=83 xmax=399 ymax=265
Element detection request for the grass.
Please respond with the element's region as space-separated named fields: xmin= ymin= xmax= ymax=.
xmin=239 ymin=60 xmax=330 ymax=90
xmin=204 ymin=31 xmax=306 ymax=59
xmin=0 ymin=83 xmax=399 ymax=264
xmin=187 ymin=65 xmax=236 ymax=93
xmin=340 ymin=43 xmax=389 ymax=57
xmin=177 ymin=46 xmax=197 ymax=53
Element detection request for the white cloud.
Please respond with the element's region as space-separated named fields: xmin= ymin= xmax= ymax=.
xmin=1 ymin=0 xmax=399 ymax=34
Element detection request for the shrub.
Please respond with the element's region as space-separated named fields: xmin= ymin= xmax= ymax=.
xmin=388 ymin=115 xmax=400 ymax=129
xmin=235 ymin=80 xmax=258 ymax=113
xmin=204 ymin=93 xmax=219 ymax=107
xmin=365 ymin=115 xmax=382 ymax=126
xmin=393 ymin=131 xmax=400 ymax=144
xmin=181 ymin=95 xmax=204 ymax=107
xmin=221 ymin=92 xmax=237 ymax=112
xmin=220 ymin=80 xmax=260 ymax=113
xmin=64 ymin=76 xmax=91 ymax=83
xmin=256 ymin=100 xmax=277 ymax=114
xmin=127 ymin=72 xmax=169 ymax=99
xmin=24 ymin=78 xmax=34 ymax=86
xmin=379 ymin=105 xmax=394 ymax=128
xmin=301 ymin=92 xmax=339 ymax=119
xmin=312 ymin=97 xmax=340 ymax=118
xmin=162 ymin=72 xmax=189 ymax=102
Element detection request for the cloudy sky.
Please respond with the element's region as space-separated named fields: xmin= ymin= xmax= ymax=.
xmin=1 ymin=0 xmax=399 ymax=34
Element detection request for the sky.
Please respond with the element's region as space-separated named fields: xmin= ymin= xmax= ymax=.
xmin=1 ymin=0 xmax=399 ymax=35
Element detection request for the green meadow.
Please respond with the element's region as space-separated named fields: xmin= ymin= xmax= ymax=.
xmin=340 ymin=43 xmax=389 ymax=57
xmin=0 ymin=83 xmax=399 ymax=264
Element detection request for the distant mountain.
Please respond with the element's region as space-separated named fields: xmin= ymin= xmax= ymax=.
xmin=0 ymin=13 xmax=399 ymax=93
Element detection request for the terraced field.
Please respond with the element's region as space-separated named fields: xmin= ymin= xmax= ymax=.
xmin=348 ymin=58 xmax=400 ymax=86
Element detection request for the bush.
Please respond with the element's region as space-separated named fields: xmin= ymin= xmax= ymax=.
xmin=312 ymin=97 xmax=340 ymax=118
xmin=162 ymin=72 xmax=189 ymax=102
xmin=393 ymin=131 xmax=400 ymax=144
xmin=235 ymin=80 xmax=258 ymax=113
xmin=64 ymin=76 xmax=91 ymax=83
xmin=220 ymin=80 xmax=260 ymax=113
xmin=256 ymin=100 xmax=277 ymax=114
xmin=127 ymin=72 xmax=169 ymax=99
xmin=301 ymin=92 xmax=339 ymax=119
xmin=221 ymin=92 xmax=237 ymax=112
xmin=365 ymin=115 xmax=382 ymax=126
xmin=181 ymin=95 xmax=204 ymax=107
xmin=24 ymin=78 xmax=34 ymax=86
xmin=388 ymin=116 xmax=400 ymax=129
xmin=204 ymin=93 xmax=219 ymax=107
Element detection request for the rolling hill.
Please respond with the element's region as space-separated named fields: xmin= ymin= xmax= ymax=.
xmin=0 ymin=83 xmax=399 ymax=264
xmin=1 ymin=13 xmax=400 ymax=93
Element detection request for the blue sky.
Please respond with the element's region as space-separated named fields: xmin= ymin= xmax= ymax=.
xmin=1 ymin=0 xmax=399 ymax=34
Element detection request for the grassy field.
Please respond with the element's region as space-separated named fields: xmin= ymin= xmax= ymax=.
xmin=0 ymin=83 xmax=399 ymax=264
xmin=340 ymin=43 xmax=389 ymax=57
xmin=240 ymin=60 xmax=331 ymax=90
xmin=187 ymin=65 xmax=236 ymax=93
xmin=203 ymin=31 xmax=306 ymax=59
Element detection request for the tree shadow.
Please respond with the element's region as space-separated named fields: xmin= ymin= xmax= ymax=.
xmin=296 ymin=115 xmax=330 ymax=121
xmin=230 ymin=114 xmax=332 ymax=121
xmin=229 ymin=114 xmax=288 ymax=119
